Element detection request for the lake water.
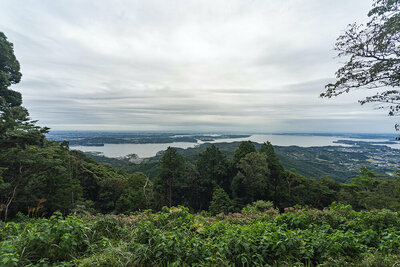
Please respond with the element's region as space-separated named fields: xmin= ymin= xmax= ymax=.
xmin=70 ymin=141 xmax=199 ymax=158
xmin=70 ymin=134 xmax=399 ymax=158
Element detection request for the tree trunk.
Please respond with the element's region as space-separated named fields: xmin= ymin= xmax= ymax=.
xmin=4 ymin=185 xmax=17 ymax=222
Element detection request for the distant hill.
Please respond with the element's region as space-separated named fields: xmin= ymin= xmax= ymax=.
xmin=85 ymin=141 xmax=400 ymax=182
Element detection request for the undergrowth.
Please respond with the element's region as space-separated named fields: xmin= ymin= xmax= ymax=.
xmin=1 ymin=203 xmax=400 ymax=266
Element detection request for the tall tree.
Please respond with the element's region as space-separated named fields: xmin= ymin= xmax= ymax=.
xmin=0 ymin=32 xmax=22 ymax=105
xmin=182 ymin=162 xmax=202 ymax=211
xmin=154 ymin=147 xmax=186 ymax=207
xmin=0 ymin=32 xmax=48 ymax=147
xmin=232 ymin=141 xmax=256 ymax=166
xmin=321 ymin=0 xmax=400 ymax=128
xmin=0 ymin=32 xmax=51 ymax=220
xmin=116 ymin=172 xmax=153 ymax=213
xmin=283 ymin=172 xmax=338 ymax=209
xmin=260 ymin=142 xmax=286 ymax=207
xmin=0 ymin=32 xmax=135 ymax=218
xmin=232 ymin=152 xmax=271 ymax=207
xmin=196 ymin=145 xmax=229 ymax=208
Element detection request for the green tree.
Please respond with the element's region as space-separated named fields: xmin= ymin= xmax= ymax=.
xmin=208 ymin=186 xmax=233 ymax=215
xmin=232 ymin=141 xmax=256 ymax=167
xmin=352 ymin=166 xmax=382 ymax=191
xmin=260 ymin=142 xmax=286 ymax=207
xmin=279 ymin=170 xmax=339 ymax=209
xmin=357 ymin=179 xmax=400 ymax=210
xmin=197 ymin=145 xmax=229 ymax=188
xmin=116 ymin=172 xmax=153 ymax=213
xmin=0 ymin=32 xmax=22 ymax=105
xmin=70 ymin=150 xmax=127 ymax=213
xmin=0 ymin=32 xmax=134 ymax=219
xmin=195 ymin=145 xmax=229 ymax=209
xmin=232 ymin=152 xmax=271 ymax=207
xmin=0 ymin=141 xmax=83 ymax=219
xmin=154 ymin=147 xmax=186 ymax=207
xmin=341 ymin=167 xmax=395 ymax=210
xmin=0 ymin=32 xmax=53 ymax=220
xmin=321 ymin=0 xmax=400 ymax=127
xmin=182 ymin=162 xmax=202 ymax=211
xmin=0 ymin=32 xmax=48 ymax=148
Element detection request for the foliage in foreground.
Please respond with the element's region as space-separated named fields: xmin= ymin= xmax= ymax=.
xmin=2 ymin=203 xmax=400 ymax=266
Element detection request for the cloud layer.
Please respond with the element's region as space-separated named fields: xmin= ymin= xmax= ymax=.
xmin=0 ymin=0 xmax=394 ymax=133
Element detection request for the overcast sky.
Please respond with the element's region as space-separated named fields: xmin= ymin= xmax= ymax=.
xmin=0 ymin=0 xmax=395 ymax=133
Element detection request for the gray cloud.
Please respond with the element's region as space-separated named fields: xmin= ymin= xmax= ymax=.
xmin=1 ymin=0 xmax=393 ymax=133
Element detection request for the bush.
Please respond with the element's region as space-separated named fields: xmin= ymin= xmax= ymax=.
xmin=2 ymin=205 xmax=400 ymax=265
xmin=242 ymin=200 xmax=275 ymax=215
xmin=0 ymin=214 xmax=92 ymax=265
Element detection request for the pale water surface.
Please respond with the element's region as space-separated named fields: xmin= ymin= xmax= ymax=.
xmin=70 ymin=141 xmax=198 ymax=158
xmin=70 ymin=134 xmax=397 ymax=158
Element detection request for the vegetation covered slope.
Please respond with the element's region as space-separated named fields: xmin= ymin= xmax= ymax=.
xmin=2 ymin=203 xmax=400 ymax=266
xmin=0 ymin=32 xmax=133 ymax=220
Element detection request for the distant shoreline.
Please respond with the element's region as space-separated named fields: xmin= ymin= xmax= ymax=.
xmin=62 ymin=133 xmax=400 ymax=158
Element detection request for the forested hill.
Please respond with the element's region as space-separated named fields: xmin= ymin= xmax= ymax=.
xmin=87 ymin=140 xmax=399 ymax=183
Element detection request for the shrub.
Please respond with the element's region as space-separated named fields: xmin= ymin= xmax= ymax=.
xmin=242 ymin=200 xmax=274 ymax=215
